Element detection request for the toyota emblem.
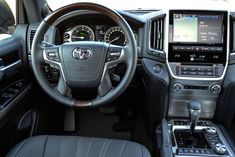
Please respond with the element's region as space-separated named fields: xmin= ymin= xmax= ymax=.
xmin=72 ymin=47 xmax=92 ymax=60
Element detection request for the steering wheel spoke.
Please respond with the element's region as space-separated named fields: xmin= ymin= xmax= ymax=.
xmin=98 ymin=67 xmax=113 ymax=97
xmin=97 ymin=45 xmax=128 ymax=97
xmin=56 ymin=75 xmax=72 ymax=97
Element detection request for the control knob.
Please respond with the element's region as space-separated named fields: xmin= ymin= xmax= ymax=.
xmin=215 ymin=143 xmax=227 ymax=155
xmin=210 ymin=84 xmax=221 ymax=94
xmin=173 ymin=83 xmax=183 ymax=92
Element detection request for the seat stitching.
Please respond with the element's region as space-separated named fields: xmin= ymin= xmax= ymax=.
xmin=85 ymin=137 xmax=94 ymax=157
xmin=103 ymin=139 xmax=112 ymax=157
xmin=98 ymin=139 xmax=109 ymax=157
xmin=14 ymin=138 xmax=30 ymax=157
xmin=140 ymin=144 xmax=144 ymax=157
xmin=75 ymin=137 xmax=81 ymax=157
xmin=119 ymin=140 xmax=127 ymax=157
xmin=59 ymin=136 xmax=64 ymax=157
xmin=42 ymin=136 xmax=49 ymax=157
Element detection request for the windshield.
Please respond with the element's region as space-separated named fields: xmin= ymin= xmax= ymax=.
xmin=47 ymin=0 xmax=235 ymax=11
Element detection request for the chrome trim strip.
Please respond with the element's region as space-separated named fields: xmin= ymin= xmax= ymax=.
xmin=0 ymin=60 xmax=22 ymax=71
xmin=101 ymin=48 xmax=125 ymax=81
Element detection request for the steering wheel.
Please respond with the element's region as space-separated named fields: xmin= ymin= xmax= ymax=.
xmin=31 ymin=2 xmax=137 ymax=108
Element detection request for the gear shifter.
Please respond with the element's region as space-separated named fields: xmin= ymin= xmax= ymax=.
xmin=188 ymin=101 xmax=201 ymax=134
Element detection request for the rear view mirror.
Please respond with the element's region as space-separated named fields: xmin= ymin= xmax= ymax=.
xmin=0 ymin=0 xmax=15 ymax=27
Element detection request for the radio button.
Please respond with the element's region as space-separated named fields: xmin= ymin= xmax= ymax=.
xmin=198 ymin=72 xmax=206 ymax=75
xmin=190 ymin=67 xmax=197 ymax=71
xmin=206 ymin=72 xmax=214 ymax=76
xmin=189 ymin=71 xmax=197 ymax=75
xmin=181 ymin=67 xmax=190 ymax=71
xmin=185 ymin=46 xmax=192 ymax=51
xmin=179 ymin=46 xmax=186 ymax=51
xmin=215 ymin=47 xmax=223 ymax=52
xmin=173 ymin=46 xmax=180 ymax=50
xmin=203 ymin=47 xmax=210 ymax=51
xmin=182 ymin=71 xmax=189 ymax=75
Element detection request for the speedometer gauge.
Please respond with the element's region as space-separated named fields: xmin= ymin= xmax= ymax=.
xmin=71 ymin=25 xmax=95 ymax=41
xmin=105 ymin=26 xmax=126 ymax=46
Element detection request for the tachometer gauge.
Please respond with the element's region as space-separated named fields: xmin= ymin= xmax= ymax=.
xmin=71 ymin=25 xmax=95 ymax=41
xmin=104 ymin=26 xmax=126 ymax=46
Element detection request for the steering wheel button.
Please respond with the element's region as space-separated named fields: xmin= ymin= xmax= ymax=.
xmin=110 ymin=52 xmax=120 ymax=56
xmin=46 ymin=51 xmax=60 ymax=62
xmin=47 ymin=52 xmax=56 ymax=57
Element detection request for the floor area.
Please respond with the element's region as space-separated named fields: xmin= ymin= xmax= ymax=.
xmin=72 ymin=108 xmax=153 ymax=153
xmin=74 ymin=109 xmax=131 ymax=140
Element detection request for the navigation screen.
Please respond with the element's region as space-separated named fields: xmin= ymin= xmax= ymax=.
xmin=173 ymin=14 xmax=223 ymax=43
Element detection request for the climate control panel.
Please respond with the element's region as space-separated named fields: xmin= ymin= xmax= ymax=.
xmin=168 ymin=63 xmax=225 ymax=78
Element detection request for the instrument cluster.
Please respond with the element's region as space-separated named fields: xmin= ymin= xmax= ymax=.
xmin=63 ymin=24 xmax=137 ymax=46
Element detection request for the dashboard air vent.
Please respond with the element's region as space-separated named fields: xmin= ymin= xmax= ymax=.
xmin=30 ymin=30 xmax=36 ymax=50
xmin=150 ymin=18 xmax=164 ymax=51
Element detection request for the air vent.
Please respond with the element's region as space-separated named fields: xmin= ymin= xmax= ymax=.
xmin=30 ymin=30 xmax=36 ymax=50
xmin=150 ymin=18 xmax=164 ymax=51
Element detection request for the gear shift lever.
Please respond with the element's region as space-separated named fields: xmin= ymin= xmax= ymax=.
xmin=188 ymin=101 xmax=201 ymax=134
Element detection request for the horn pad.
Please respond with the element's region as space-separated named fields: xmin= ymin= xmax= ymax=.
xmin=59 ymin=41 xmax=108 ymax=88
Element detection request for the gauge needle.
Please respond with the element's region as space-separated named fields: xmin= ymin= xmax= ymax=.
xmin=109 ymin=37 xmax=120 ymax=44
xmin=71 ymin=36 xmax=85 ymax=40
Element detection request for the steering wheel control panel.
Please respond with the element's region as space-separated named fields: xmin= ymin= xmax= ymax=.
xmin=168 ymin=120 xmax=234 ymax=157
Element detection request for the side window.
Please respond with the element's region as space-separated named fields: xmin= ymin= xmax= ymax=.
xmin=0 ymin=0 xmax=15 ymax=40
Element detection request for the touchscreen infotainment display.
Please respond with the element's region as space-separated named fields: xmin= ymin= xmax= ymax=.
xmin=168 ymin=11 xmax=227 ymax=64
xmin=173 ymin=14 xmax=223 ymax=43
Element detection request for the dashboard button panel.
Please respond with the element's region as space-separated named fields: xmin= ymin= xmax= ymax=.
xmin=168 ymin=63 xmax=225 ymax=78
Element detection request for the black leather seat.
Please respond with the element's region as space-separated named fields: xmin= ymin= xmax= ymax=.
xmin=6 ymin=135 xmax=151 ymax=157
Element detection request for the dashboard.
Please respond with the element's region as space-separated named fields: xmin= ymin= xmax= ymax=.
xmin=25 ymin=9 xmax=235 ymax=152
xmin=27 ymin=9 xmax=233 ymax=120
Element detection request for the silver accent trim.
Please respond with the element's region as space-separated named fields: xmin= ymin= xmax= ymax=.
xmin=101 ymin=48 xmax=125 ymax=81
xmin=164 ymin=11 xmax=229 ymax=81
xmin=0 ymin=60 xmax=21 ymax=71
xmin=0 ymin=60 xmax=22 ymax=78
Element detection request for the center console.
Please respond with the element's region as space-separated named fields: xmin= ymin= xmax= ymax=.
xmin=169 ymin=120 xmax=234 ymax=157
xmin=158 ymin=10 xmax=234 ymax=157
xmin=158 ymin=101 xmax=235 ymax=157
xmin=167 ymin=10 xmax=228 ymax=119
